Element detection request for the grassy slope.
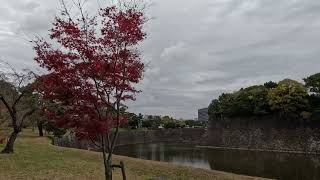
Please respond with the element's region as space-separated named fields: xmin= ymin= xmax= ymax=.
xmin=0 ymin=129 xmax=269 ymax=180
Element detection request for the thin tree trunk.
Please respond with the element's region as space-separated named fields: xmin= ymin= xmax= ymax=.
xmin=102 ymin=151 xmax=113 ymax=180
xmin=1 ymin=131 xmax=19 ymax=154
xmin=102 ymin=135 xmax=113 ymax=180
xmin=106 ymin=155 xmax=113 ymax=180
xmin=102 ymin=149 xmax=110 ymax=180
xmin=37 ymin=121 xmax=44 ymax=137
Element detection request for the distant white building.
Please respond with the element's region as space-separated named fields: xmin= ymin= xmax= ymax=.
xmin=198 ymin=108 xmax=209 ymax=121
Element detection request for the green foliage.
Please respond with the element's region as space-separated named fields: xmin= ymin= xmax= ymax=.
xmin=138 ymin=115 xmax=203 ymax=129
xmin=267 ymin=79 xmax=309 ymax=119
xmin=34 ymin=100 xmax=66 ymax=137
xmin=264 ymin=81 xmax=278 ymax=89
xmin=153 ymin=116 xmax=162 ymax=128
xmin=208 ymin=93 xmax=234 ymax=118
xmin=126 ymin=113 xmax=143 ymax=128
xmin=161 ymin=116 xmax=174 ymax=126
xmin=209 ymin=86 xmax=270 ymax=120
xmin=140 ymin=115 xmax=161 ymax=128
xmin=184 ymin=120 xmax=207 ymax=128
xmin=163 ymin=121 xmax=177 ymax=129
xmin=218 ymin=93 xmax=234 ymax=116
xmin=141 ymin=120 xmax=152 ymax=128
xmin=177 ymin=121 xmax=186 ymax=128
xmin=304 ymin=73 xmax=320 ymax=95
xmin=44 ymin=121 xmax=66 ymax=138
xmin=208 ymin=77 xmax=318 ymax=122
xmin=233 ymin=85 xmax=270 ymax=116
xmin=26 ymin=93 xmax=43 ymax=126
xmin=208 ymin=99 xmax=221 ymax=119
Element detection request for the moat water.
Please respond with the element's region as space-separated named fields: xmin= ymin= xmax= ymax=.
xmin=114 ymin=143 xmax=320 ymax=180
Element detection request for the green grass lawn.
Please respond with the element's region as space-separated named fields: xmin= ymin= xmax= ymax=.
xmin=0 ymin=129 xmax=269 ymax=180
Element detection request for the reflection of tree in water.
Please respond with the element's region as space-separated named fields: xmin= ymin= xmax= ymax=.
xmin=138 ymin=144 xmax=207 ymax=162
xmin=115 ymin=144 xmax=320 ymax=180
xmin=207 ymin=149 xmax=320 ymax=180
xmin=115 ymin=143 xmax=210 ymax=168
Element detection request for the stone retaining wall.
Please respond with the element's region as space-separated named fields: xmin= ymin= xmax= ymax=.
xmin=208 ymin=116 xmax=320 ymax=153
xmin=53 ymin=128 xmax=207 ymax=150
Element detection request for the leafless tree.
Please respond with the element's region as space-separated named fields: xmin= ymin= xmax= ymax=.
xmin=0 ymin=61 xmax=37 ymax=153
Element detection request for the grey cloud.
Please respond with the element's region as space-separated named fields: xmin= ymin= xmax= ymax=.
xmin=131 ymin=0 xmax=320 ymax=118
xmin=15 ymin=1 xmax=40 ymax=12
xmin=1 ymin=0 xmax=320 ymax=119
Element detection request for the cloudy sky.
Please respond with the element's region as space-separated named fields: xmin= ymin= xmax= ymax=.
xmin=1 ymin=0 xmax=320 ymax=119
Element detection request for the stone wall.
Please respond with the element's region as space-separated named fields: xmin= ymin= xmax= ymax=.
xmin=53 ymin=128 xmax=207 ymax=150
xmin=208 ymin=116 xmax=320 ymax=153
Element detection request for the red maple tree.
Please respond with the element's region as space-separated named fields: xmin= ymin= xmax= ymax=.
xmin=33 ymin=1 xmax=146 ymax=179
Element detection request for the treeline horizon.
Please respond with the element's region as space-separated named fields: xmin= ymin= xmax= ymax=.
xmin=208 ymin=73 xmax=320 ymax=123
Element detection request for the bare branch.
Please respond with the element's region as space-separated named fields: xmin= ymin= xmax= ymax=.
xmin=89 ymin=136 xmax=102 ymax=149
xmin=19 ymin=108 xmax=36 ymax=129
xmin=12 ymin=92 xmax=26 ymax=109
xmin=0 ymin=96 xmax=14 ymax=119
xmin=61 ymin=0 xmax=74 ymax=22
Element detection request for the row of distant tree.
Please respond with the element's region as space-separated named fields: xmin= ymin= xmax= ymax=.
xmin=121 ymin=113 xmax=207 ymax=129
xmin=32 ymin=111 xmax=207 ymax=137
xmin=208 ymin=73 xmax=320 ymax=122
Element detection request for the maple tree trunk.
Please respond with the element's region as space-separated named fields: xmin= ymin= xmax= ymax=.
xmin=102 ymin=137 xmax=113 ymax=180
xmin=106 ymin=156 xmax=113 ymax=180
xmin=1 ymin=131 xmax=19 ymax=154
xmin=102 ymin=151 xmax=113 ymax=180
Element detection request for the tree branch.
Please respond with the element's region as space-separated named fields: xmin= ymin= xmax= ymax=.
xmin=61 ymin=0 xmax=74 ymax=22
xmin=109 ymin=99 xmax=121 ymax=155
xmin=89 ymin=136 xmax=102 ymax=149
xmin=12 ymin=91 xmax=26 ymax=109
xmin=0 ymin=96 xmax=14 ymax=119
xmin=19 ymin=108 xmax=36 ymax=129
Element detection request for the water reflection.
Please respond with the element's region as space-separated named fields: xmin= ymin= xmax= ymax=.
xmin=115 ymin=144 xmax=209 ymax=168
xmin=114 ymin=143 xmax=320 ymax=180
